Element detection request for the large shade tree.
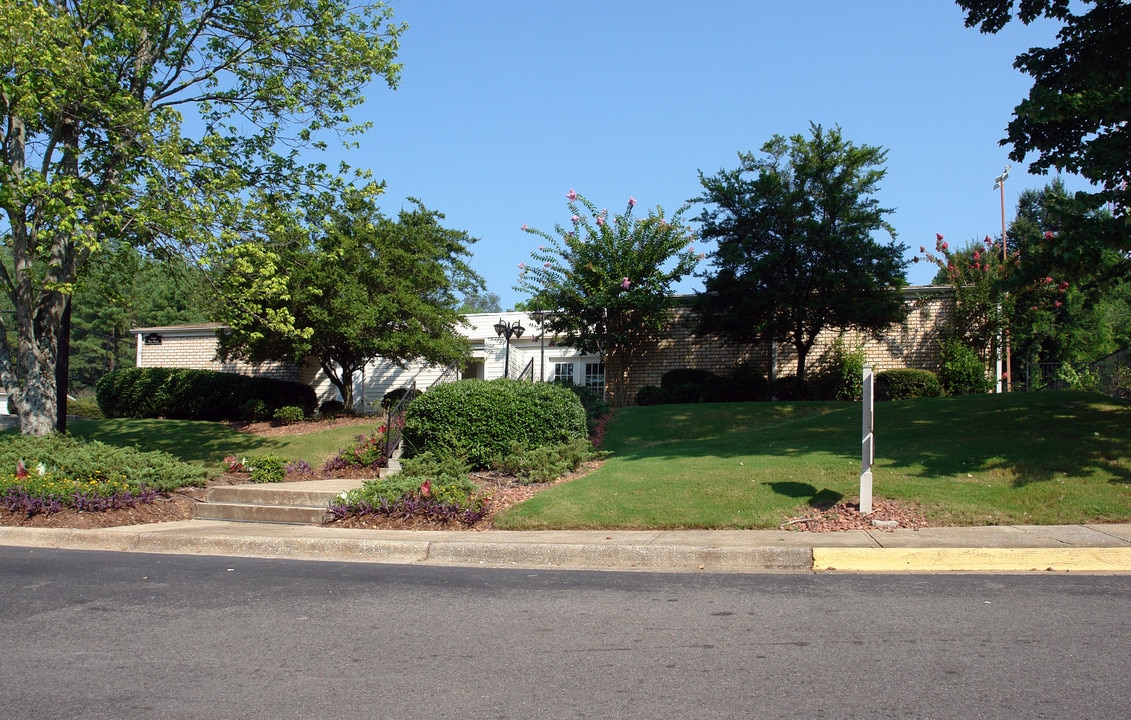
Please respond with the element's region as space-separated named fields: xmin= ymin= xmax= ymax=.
xmin=955 ymin=0 xmax=1130 ymax=282
xmin=695 ymin=124 xmax=909 ymax=382
xmin=216 ymin=192 xmax=481 ymax=412
xmin=517 ymin=191 xmax=700 ymax=406
xmin=0 ymin=0 xmax=404 ymax=433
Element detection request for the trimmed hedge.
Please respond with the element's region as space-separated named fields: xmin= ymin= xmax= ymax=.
xmin=402 ymin=379 xmax=587 ymax=468
xmin=875 ymin=369 xmax=943 ymax=401
xmin=95 ymin=367 xmax=317 ymax=421
xmin=660 ymin=368 xmax=717 ymax=390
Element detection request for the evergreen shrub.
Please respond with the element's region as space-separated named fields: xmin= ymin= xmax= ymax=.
xmin=938 ymin=339 xmax=992 ymax=395
xmin=95 ymin=368 xmax=316 ymax=421
xmin=875 ymin=369 xmax=943 ymax=401
xmin=402 ymin=379 xmax=587 ymax=468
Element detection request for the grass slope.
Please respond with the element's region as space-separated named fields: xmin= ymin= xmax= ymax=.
xmin=67 ymin=418 xmax=383 ymax=476
xmin=495 ymin=392 xmax=1130 ymax=529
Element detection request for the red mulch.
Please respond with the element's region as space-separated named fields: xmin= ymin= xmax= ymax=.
xmin=780 ymin=497 xmax=929 ymax=532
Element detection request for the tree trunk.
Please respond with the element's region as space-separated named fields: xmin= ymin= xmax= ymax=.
xmin=322 ymin=362 xmax=356 ymax=412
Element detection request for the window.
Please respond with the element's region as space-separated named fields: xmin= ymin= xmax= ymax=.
xmin=584 ymin=362 xmax=605 ymax=391
xmin=554 ymin=362 xmax=574 ymax=384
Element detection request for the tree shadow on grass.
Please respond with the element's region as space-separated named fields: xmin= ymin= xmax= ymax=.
xmin=767 ymin=481 xmax=843 ymax=509
xmin=68 ymin=418 xmax=277 ymax=468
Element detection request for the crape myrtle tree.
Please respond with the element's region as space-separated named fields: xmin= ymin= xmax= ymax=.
xmin=955 ymin=0 xmax=1130 ymax=283
xmin=216 ymin=190 xmax=482 ymax=413
xmin=0 ymin=0 xmax=404 ymax=434
xmin=695 ymin=124 xmax=909 ymax=383
xmin=517 ymin=190 xmax=700 ymax=407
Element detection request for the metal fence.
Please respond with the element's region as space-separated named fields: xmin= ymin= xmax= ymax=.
xmin=383 ymin=381 xmax=415 ymax=461
xmin=1026 ymin=347 xmax=1131 ymax=399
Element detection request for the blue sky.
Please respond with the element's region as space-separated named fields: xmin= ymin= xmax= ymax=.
xmin=340 ymin=1 xmax=1085 ymax=310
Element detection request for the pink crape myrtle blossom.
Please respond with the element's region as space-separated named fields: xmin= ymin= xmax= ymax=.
xmin=628 ymin=196 xmax=636 ymax=207
xmin=571 ymin=215 xmax=580 ymax=223
xmin=521 ymin=224 xmax=528 ymax=231
xmin=621 ymin=277 xmax=631 ymax=289
xmin=596 ymin=216 xmax=605 ymax=226
xmin=567 ymin=188 xmax=577 ymax=201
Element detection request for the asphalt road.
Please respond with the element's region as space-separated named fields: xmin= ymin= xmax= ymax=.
xmin=0 ymin=547 xmax=1127 ymax=719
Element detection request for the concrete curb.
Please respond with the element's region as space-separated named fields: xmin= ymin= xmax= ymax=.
xmin=0 ymin=526 xmax=813 ymax=572
xmin=813 ymin=547 xmax=1131 ymax=573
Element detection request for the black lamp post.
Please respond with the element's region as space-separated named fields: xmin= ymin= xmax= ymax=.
xmin=494 ymin=318 xmax=525 ymax=378
xmin=529 ymin=310 xmax=557 ymax=382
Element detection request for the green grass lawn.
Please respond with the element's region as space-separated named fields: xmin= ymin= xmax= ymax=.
xmin=495 ymin=391 xmax=1131 ymax=529
xmin=66 ymin=417 xmax=383 ymax=476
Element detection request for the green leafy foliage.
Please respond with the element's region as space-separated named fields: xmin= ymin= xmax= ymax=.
xmin=517 ymin=191 xmax=700 ymax=406
xmin=244 ymin=455 xmax=287 ymax=483
xmin=381 ymin=387 xmax=423 ymax=411
xmin=0 ymin=434 xmax=208 ymax=499
xmin=696 ymin=123 xmax=909 ymax=382
xmin=324 ymin=427 xmax=389 ymax=471
xmin=490 ymin=438 xmax=599 ymax=485
xmin=956 ymin=1 xmax=1130 ymax=281
xmin=95 ymin=368 xmax=317 ymax=422
xmin=216 ymin=192 xmax=479 ymax=412
xmin=402 ymin=380 xmax=587 ymax=468
xmin=0 ymin=0 xmax=406 ymax=434
xmin=272 ymin=406 xmax=306 ymax=426
xmin=65 ymin=397 xmax=103 ymax=419
xmin=875 ymin=369 xmax=943 ymax=401
xmin=330 ymin=451 xmax=487 ymax=524
xmin=938 ymin=338 xmax=993 ymax=395
xmin=809 ymin=338 xmax=867 ymax=401
xmin=551 ymin=380 xmax=610 ymax=434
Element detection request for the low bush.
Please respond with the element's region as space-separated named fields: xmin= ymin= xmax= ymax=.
xmin=402 ymin=379 xmax=587 ymax=468
xmin=272 ymin=405 xmax=306 ymax=426
xmin=660 ymin=368 xmax=716 ymax=390
xmin=938 ymin=339 xmax=992 ymax=396
xmin=96 ymin=367 xmax=317 ymax=421
xmin=318 ymin=399 xmax=346 ymax=418
xmin=727 ymin=364 xmax=769 ymax=401
xmin=875 ymin=369 xmax=943 ymax=401
xmin=66 ymin=397 xmax=104 ymax=419
xmin=241 ymin=399 xmax=270 ymax=422
xmin=0 ymin=434 xmax=207 ymax=516
xmin=244 ymin=454 xmax=287 ymax=483
xmin=381 ymin=387 xmax=423 ymax=411
xmin=809 ymin=339 xmax=866 ymax=401
xmin=327 ymin=450 xmax=488 ymax=525
xmin=552 ymin=380 xmax=610 ymax=434
xmin=635 ymin=385 xmax=670 ymax=406
xmin=490 ymin=438 xmax=598 ymax=484
xmin=769 ymin=375 xmax=806 ymax=401
xmin=323 ymin=426 xmax=390 ymax=472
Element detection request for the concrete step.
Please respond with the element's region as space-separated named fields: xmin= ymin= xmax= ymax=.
xmin=194 ymin=501 xmax=332 ymax=525
xmin=195 ymin=478 xmax=377 ymax=525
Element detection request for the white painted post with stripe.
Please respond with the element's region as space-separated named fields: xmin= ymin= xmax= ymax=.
xmin=860 ymin=365 xmax=874 ymax=515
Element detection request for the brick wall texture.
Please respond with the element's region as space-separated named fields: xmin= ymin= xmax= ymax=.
xmin=619 ymin=288 xmax=955 ymax=400
xmin=139 ymin=334 xmax=305 ymax=382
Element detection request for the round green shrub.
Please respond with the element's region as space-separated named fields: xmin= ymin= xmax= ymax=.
xmin=769 ymin=375 xmax=805 ymax=401
xmin=402 ymin=379 xmax=587 ymax=468
xmin=726 ymin=364 xmax=769 ymax=401
xmin=66 ymin=397 xmax=104 ymax=419
xmin=241 ymin=398 xmax=270 ymax=421
xmin=272 ymin=405 xmax=306 ymax=425
xmin=875 ymin=369 xmax=943 ymax=401
xmin=318 ymin=399 xmax=346 ymax=417
xmin=634 ymin=385 xmax=670 ymax=406
xmin=381 ymin=386 xmax=423 ymax=410
xmin=660 ymin=368 xmax=717 ymax=390
xmin=937 ymin=339 xmax=992 ymax=395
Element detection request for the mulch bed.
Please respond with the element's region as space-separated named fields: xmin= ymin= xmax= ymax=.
xmin=780 ymin=497 xmax=929 ymax=532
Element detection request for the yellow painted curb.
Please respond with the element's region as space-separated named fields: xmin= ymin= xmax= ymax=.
xmin=813 ymin=547 xmax=1131 ymax=573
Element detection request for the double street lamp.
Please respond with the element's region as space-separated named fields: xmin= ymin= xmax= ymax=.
xmin=494 ymin=318 xmax=525 ymax=378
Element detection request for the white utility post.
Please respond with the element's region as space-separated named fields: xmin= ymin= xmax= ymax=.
xmin=860 ymin=365 xmax=874 ymax=515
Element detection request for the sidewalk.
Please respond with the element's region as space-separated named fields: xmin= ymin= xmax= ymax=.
xmin=1 ymin=519 xmax=1129 ymax=573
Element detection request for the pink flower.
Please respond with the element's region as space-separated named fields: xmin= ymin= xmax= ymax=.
xmin=544 ymin=262 xmax=550 ymax=268
xmin=1043 ymin=276 xmax=1053 ymax=284
xmin=984 ymin=235 xmax=993 ymax=246
xmin=697 ymin=253 xmax=706 ymax=260
xmin=1032 ymin=305 xmax=1039 ymax=311
xmin=420 ymin=479 xmax=432 ymax=498
xmin=571 ymin=215 xmax=579 ymax=223
xmin=628 ymin=196 xmax=636 ymax=207
xmin=521 ymin=224 xmax=528 ymax=231
xmin=596 ymin=216 xmax=605 ymax=226
xmin=973 ymin=249 xmax=981 ymax=261
xmin=1044 ymin=231 xmax=1055 ymax=239
xmin=517 ymin=262 xmax=526 ymax=270
xmin=567 ymin=188 xmax=577 ymax=201
xmin=1054 ymin=300 xmax=1063 ymax=308
xmin=621 ymin=277 xmax=631 ymax=289
xmin=1001 ymin=371 xmax=1010 ymax=380
xmin=941 ymin=241 xmax=949 ymax=251
xmin=1058 ymin=281 xmax=1069 ymax=292
xmin=936 ymin=233 xmax=944 ymax=242
xmin=15 ymin=460 xmax=27 ymax=479
xmin=919 ymin=246 xmax=925 ymax=253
